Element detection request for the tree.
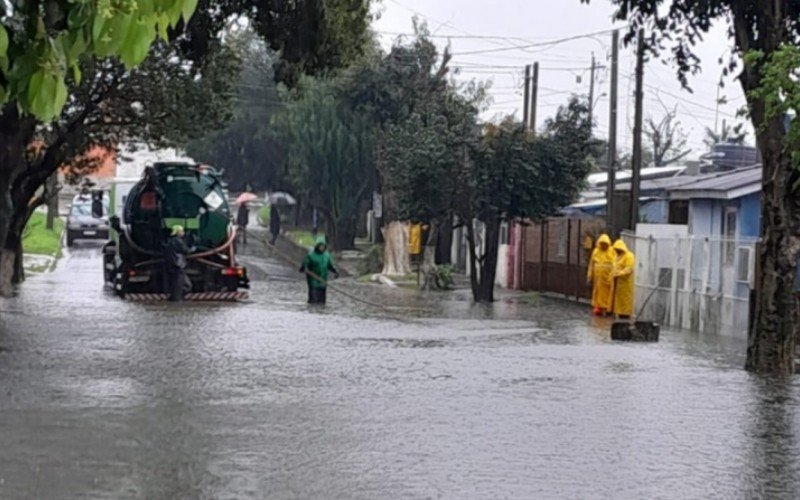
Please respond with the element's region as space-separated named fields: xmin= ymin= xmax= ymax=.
xmin=464 ymin=98 xmax=594 ymax=302
xmin=0 ymin=0 xmax=199 ymax=291
xmin=3 ymin=39 xmax=239 ymax=288
xmin=343 ymin=28 xmax=486 ymax=274
xmin=645 ymin=108 xmax=691 ymax=166
xmin=179 ymin=0 xmax=373 ymax=86
xmin=380 ymin=96 xmax=478 ymax=284
xmin=704 ymin=122 xmax=748 ymax=148
xmin=582 ymin=0 xmax=800 ymax=374
xmin=271 ymin=76 xmax=374 ymax=250
xmin=186 ymin=32 xmax=285 ymax=191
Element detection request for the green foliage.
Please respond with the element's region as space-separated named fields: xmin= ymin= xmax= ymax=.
xmin=472 ymin=98 xmax=594 ymax=222
xmin=382 ymin=110 xmax=466 ymax=221
xmin=59 ymin=37 xmax=240 ymax=182
xmin=257 ymin=205 xmax=271 ymax=227
xmin=186 ymin=32 xmax=285 ymax=191
xmin=22 ymin=212 xmax=63 ymax=257
xmin=345 ymin=29 xmax=484 ymax=223
xmin=748 ymin=45 xmax=800 ymax=191
xmin=180 ymin=0 xmax=373 ymax=86
xmin=427 ymin=264 xmax=454 ymax=290
xmin=703 ymin=123 xmax=748 ymax=148
xmin=271 ymin=76 xmax=374 ymax=249
xmin=358 ymin=244 xmax=384 ymax=276
xmin=0 ymin=0 xmax=199 ymax=120
xmin=287 ymin=230 xmax=321 ymax=249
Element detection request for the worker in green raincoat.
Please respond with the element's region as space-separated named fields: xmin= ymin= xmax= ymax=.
xmin=299 ymin=236 xmax=339 ymax=304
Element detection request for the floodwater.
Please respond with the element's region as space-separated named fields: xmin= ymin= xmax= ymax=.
xmin=0 ymin=243 xmax=798 ymax=499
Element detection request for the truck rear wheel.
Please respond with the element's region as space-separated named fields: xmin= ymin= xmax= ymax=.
xmin=102 ymin=243 xmax=116 ymax=284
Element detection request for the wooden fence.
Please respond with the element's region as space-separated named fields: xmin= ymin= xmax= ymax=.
xmin=521 ymin=217 xmax=606 ymax=300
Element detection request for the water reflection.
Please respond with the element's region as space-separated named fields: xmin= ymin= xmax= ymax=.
xmin=742 ymin=377 xmax=800 ymax=497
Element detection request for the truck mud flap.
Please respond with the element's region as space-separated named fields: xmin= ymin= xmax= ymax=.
xmin=125 ymin=292 xmax=249 ymax=302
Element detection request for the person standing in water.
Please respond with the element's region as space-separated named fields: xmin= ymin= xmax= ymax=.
xmin=587 ymin=234 xmax=615 ymax=316
xmin=299 ymin=236 xmax=339 ymax=305
xmin=611 ymin=239 xmax=636 ymax=319
xmin=165 ymin=225 xmax=192 ymax=302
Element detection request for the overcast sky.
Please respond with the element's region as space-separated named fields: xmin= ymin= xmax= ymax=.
xmin=372 ymin=0 xmax=749 ymax=160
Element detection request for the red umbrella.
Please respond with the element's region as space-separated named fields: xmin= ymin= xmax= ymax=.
xmin=235 ymin=192 xmax=258 ymax=205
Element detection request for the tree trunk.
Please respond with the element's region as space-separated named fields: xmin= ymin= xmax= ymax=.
xmin=13 ymin=240 xmax=24 ymax=285
xmin=0 ymin=106 xmax=37 ymax=296
xmin=475 ymin=217 xmax=501 ymax=303
xmin=421 ymin=220 xmax=438 ymax=290
xmin=381 ymin=220 xmax=411 ymax=276
xmin=46 ymin=174 xmax=58 ymax=231
xmin=0 ymin=249 xmax=15 ymax=297
xmin=736 ymin=37 xmax=800 ymax=373
xmin=333 ymin=224 xmax=356 ymax=251
xmin=6 ymin=205 xmax=35 ymax=286
xmin=435 ymin=215 xmax=453 ymax=265
xmin=745 ymin=118 xmax=800 ymax=374
xmin=465 ymin=218 xmax=481 ymax=300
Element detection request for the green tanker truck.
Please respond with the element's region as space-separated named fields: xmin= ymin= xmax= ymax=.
xmin=102 ymin=162 xmax=249 ymax=300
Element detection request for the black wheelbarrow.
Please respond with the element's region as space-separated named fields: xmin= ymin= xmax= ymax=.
xmin=610 ymin=275 xmax=665 ymax=342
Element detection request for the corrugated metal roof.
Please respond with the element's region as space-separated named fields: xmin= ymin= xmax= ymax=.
xmin=586 ymin=165 xmax=686 ymax=187
xmin=615 ymin=171 xmax=721 ymax=192
xmin=668 ymin=167 xmax=762 ymax=199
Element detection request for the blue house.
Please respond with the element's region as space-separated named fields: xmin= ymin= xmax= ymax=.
xmin=663 ymin=167 xmax=762 ymax=335
xmin=668 ymin=166 xmax=761 ymax=240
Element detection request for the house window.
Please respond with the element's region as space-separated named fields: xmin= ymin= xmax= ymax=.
xmin=723 ymin=208 xmax=738 ymax=265
xmin=668 ymin=200 xmax=689 ymax=225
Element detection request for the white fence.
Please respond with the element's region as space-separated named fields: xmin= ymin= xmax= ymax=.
xmin=623 ymin=229 xmax=756 ymax=339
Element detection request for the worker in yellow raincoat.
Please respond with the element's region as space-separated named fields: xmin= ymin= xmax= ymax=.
xmin=586 ymin=234 xmax=614 ymax=316
xmin=611 ymin=239 xmax=636 ymax=318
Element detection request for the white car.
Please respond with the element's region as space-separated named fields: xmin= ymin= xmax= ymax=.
xmin=66 ymin=193 xmax=109 ymax=246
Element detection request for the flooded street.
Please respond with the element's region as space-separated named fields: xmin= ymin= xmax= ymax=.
xmin=0 ymin=244 xmax=799 ymax=499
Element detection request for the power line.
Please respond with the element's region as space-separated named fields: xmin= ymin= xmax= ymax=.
xmin=622 ymin=72 xmax=739 ymax=119
xmin=386 ymin=0 xmax=517 ymax=49
xmin=450 ymin=28 xmax=625 ymax=56
xmin=375 ymin=30 xmax=552 ymax=43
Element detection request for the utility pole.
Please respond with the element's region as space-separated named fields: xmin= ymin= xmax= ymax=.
xmin=588 ymin=53 xmax=596 ymax=132
xmin=630 ymin=28 xmax=645 ymax=231
xmin=530 ymin=62 xmax=539 ymax=134
xmin=523 ymin=64 xmax=531 ymax=131
xmin=606 ymin=30 xmax=619 ymax=234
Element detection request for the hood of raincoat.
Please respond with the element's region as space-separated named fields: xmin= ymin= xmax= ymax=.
xmin=597 ymin=234 xmax=612 ymax=249
xmin=613 ymin=239 xmax=629 ymax=254
xmin=313 ymin=236 xmax=327 ymax=253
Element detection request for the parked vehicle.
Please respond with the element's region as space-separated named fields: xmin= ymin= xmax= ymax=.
xmin=66 ymin=193 xmax=109 ymax=246
xmin=102 ymin=162 xmax=249 ymax=300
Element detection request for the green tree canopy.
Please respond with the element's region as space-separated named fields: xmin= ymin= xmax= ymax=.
xmin=0 ymin=0 xmax=199 ymax=121
xmin=186 ymin=31 xmax=285 ymax=191
xmin=464 ymin=98 xmax=594 ymax=302
xmin=271 ymin=76 xmax=374 ymax=250
xmin=179 ymin=0 xmax=373 ymax=85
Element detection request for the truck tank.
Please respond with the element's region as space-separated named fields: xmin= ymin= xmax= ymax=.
xmin=104 ymin=162 xmax=249 ymax=300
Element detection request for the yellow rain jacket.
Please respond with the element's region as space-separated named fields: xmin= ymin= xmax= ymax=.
xmin=587 ymin=234 xmax=614 ymax=311
xmin=612 ymin=239 xmax=636 ymax=317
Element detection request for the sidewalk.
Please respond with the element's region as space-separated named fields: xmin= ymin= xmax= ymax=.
xmin=23 ymin=254 xmax=57 ymax=274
